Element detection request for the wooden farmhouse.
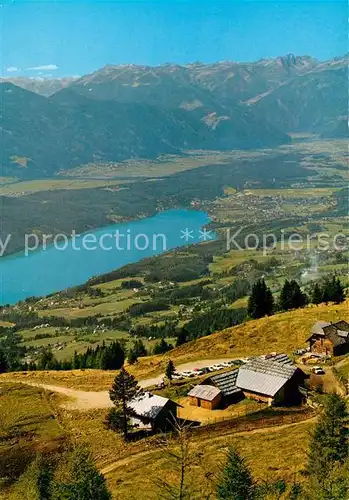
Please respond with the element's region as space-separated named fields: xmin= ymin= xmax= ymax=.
xmin=129 ymin=392 xmax=180 ymax=432
xmin=307 ymin=320 xmax=349 ymax=356
xmin=188 ymin=369 xmax=244 ymax=409
xmin=203 ymin=369 xmax=243 ymax=404
xmin=236 ymin=358 xmax=306 ymax=406
xmin=188 ymin=354 xmax=307 ymax=409
xmin=187 ymin=385 xmax=222 ymax=409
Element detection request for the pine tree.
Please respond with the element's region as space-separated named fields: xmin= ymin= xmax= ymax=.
xmin=127 ymin=348 xmax=138 ymax=365
xmin=165 ymin=360 xmax=176 ymax=383
xmin=333 ymin=277 xmax=345 ymax=304
xmin=217 ymin=446 xmax=255 ymax=500
xmin=99 ymin=342 xmax=125 ymax=370
xmin=0 ymin=349 xmax=8 ymax=373
xmin=289 ymin=280 xmax=307 ymax=309
xmin=307 ymin=393 xmax=348 ymax=483
xmin=278 ymin=279 xmax=292 ymax=311
xmin=153 ymin=338 xmax=173 ymax=355
xmin=321 ymin=276 xmax=345 ymax=304
xmin=311 ymin=283 xmax=323 ymax=305
xmin=37 ymin=349 xmax=56 ymax=371
xmin=51 ymin=446 xmax=111 ymax=500
xmin=279 ymin=280 xmax=307 ymax=311
xmin=306 ymin=459 xmax=349 ymax=500
xmin=132 ymin=339 xmax=147 ymax=357
xmin=72 ymin=350 xmax=80 ymax=369
xmin=109 ymin=367 xmax=143 ymax=439
xmin=247 ymin=279 xmax=274 ymax=319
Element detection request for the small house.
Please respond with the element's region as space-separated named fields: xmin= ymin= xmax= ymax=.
xmin=187 ymin=385 xmax=222 ymax=409
xmin=236 ymin=358 xmax=306 ymax=406
xmin=202 ymin=369 xmax=243 ymax=405
xmin=307 ymin=320 xmax=349 ymax=356
xmin=129 ymin=392 xmax=180 ymax=432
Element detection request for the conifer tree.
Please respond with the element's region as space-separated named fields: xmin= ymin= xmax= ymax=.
xmin=127 ymin=339 xmax=147 ymax=365
xmin=127 ymin=348 xmax=138 ymax=365
xmin=165 ymin=359 xmax=176 ymax=383
xmin=51 ymin=446 xmax=111 ymax=500
xmin=99 ymin=341 xmax=125 ymax=370
xmin=322 ymin=276 xmax=345 ymax=304
xmin=153 ymin=338 xmax=173 ymax=355
xmin=217 ymin=446 xmax=255 ymax=500
xmin=0 ymin=349 xmax=8 ymax=373
xmin=333 ymin=277 xmax=345 ymax=304
xmin=310 ymin=283 xmax=323 ymax=305
xmin=279 ymin=280 xmax=307 ymax=311
xmin=109 ymin=367 xmax=143 ymax=439
xmin=247 ymin=279 xmax=274 ymax=319
xmin=307 ymin=393 xmax=348 ymax=484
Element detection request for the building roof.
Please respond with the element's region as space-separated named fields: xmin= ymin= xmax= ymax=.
xmin=260 ymin=353 xmax=293 ymax=365
xmin=129 ymin=392 xmax=173 ymax=421
xmin=236 ymin=358 xmax=298 ymax=397
xmin=187 ymin=385 xmax=221 ymax=401
xmin=325 ymin=329 xmax=348 ymax=348
xmin=310 ymin=321 xmax=331 ymax=335
xmin=332 ymin=320 xmax=349 ymax=332
xmin=307 ymin=320 xmax=349 ymax=347
xmin=207 ymin=369 xmax=242 ymax=397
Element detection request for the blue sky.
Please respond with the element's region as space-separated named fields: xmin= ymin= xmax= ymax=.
xmin=1 ymin=1 xmax=347 ymax=78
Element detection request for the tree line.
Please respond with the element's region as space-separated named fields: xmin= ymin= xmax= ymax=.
xmin=247 ymin=275 xmax=345 ymax=319
xmin=0 ymin=335 xmax=176 ymax=373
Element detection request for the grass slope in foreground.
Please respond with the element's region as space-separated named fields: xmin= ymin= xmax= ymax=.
xmin=0 ymin=383 xmax=314 ymax=500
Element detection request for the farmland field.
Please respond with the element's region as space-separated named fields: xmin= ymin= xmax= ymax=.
xmin=0 ymin=178 xmax=128 ymax=196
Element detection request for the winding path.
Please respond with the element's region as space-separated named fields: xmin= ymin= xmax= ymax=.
xmin=27 ymin=358 xmax=237 ymax=410
xmin=100 ymin=417 xmax=317 ymax=475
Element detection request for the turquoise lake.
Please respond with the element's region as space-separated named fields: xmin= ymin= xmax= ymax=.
xmin=0 ymin=209 xmax=213 ymax=305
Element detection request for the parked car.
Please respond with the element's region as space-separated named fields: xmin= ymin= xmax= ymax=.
xmin=212 ymin=364 xmax=224 ymax=371
xmin=200 ymin=366 xmax=211 ymax=374
xmin=208 ymin=365 xmax=220 ymax=372
xmin=234 ymin=359 xmax=243 ymax=366
xmin=192 ymin=368 xmax=205 ymax=376
xmin=313 ymin=366 xmax=325 ymax=375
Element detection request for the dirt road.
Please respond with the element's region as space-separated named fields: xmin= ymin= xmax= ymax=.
xmin=27 ymin=358 xmax=237 ymax=411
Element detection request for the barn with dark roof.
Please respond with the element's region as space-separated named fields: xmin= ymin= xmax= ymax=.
xmin=196 ymin=369 xmax=244 ymax=407
xmin=307 ymin=320 xmax=349 ymax=356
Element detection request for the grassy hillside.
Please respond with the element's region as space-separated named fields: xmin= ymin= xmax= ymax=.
xmin=167 ymin=301 xmax=349 ymax=361
xmin=0 ymin=384 xmax=67 ymax=488
xmin=0 ymin=383 xmax=314 ymax=500
xmin=128 ymin=301 xmax=349 ymax=378
xmin=3 ymin=301 xmax=348 ymax=390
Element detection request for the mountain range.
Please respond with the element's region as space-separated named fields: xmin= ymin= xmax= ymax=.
xmin=1 ymin=54 xmax=347 ymax=177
